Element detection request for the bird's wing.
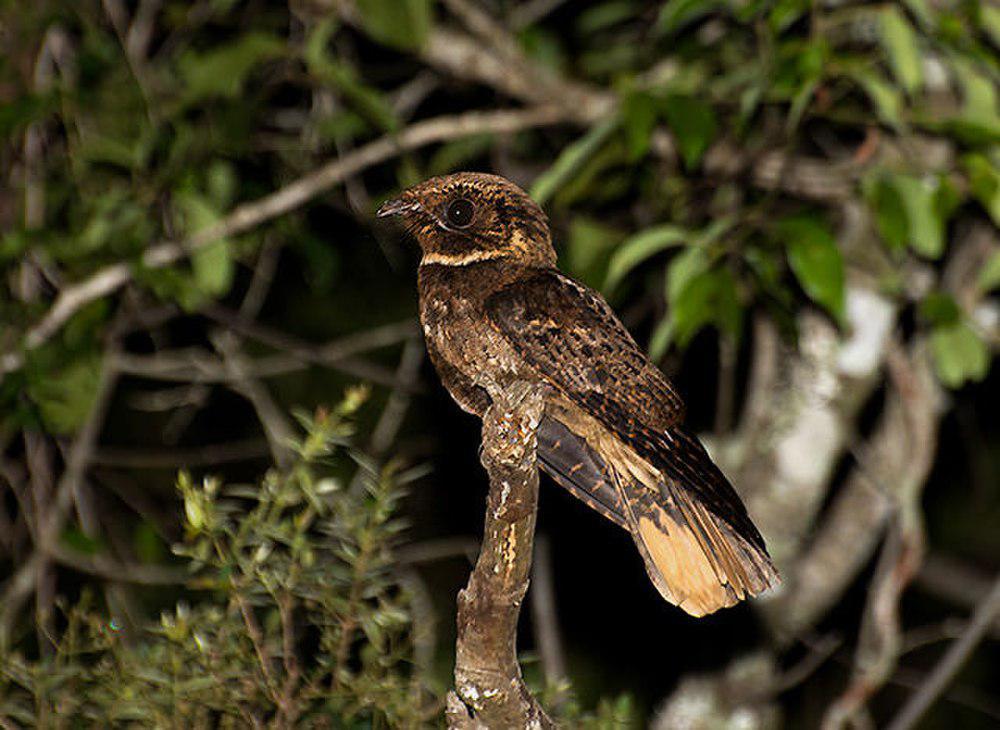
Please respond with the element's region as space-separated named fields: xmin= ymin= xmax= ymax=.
xmin=484 ymin=269 xmax=779 ymax=613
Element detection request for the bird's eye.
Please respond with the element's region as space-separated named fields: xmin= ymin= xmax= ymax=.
xmin=445 ymin=198 xmax=476 ymax=228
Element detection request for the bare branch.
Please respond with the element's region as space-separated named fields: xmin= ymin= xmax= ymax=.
xmin=447 ymin=381 xmax=554 ymax=729
xmin=820 ymin=344 xmax=940 ymax=729
xmin=0 ymin=356 xmax=119 ymax=648
xmin=887 ymin=574 xmax=1000 ymax=730
xmin=212 ymin=331 xmax=297 ymax=469
xmin=530 ymin=534 xmax=568 ymax=692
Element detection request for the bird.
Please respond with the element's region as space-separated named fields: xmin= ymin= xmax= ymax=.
xmin=378 ymin=172 xmax=779 ymax=617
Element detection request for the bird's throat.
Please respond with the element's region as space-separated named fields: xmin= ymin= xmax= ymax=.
xmin=419 ymin=248 xmax=514 ymax=267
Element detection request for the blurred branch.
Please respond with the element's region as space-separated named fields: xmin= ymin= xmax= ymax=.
xmin=396 ymin=536 xmax=480 ymax=566
xmin=92 ymin=438 xmax=271 ymax=469
xmin=205 ymin=305 xmax=421 ymax=390
xmin=761 ymin=223 xmax=992 ymax=641
xmin=0 ymin=357 xmax=119 ymax=648
xmin=0 ymin=106 xmax=568 ymax=381
xmin=367 ymin=337 xmax=425 ymax=457
xmin=766 ymin=342 xmax=940 ymax=640
xmin=821 ymin=344 xmax=939 ymax=729
xmin=728 ymin=282 xmax=896 ymax=568
xmin=331 ymin=0 xmax=614 ymax=124
xmin=887 ymin=574 xmax=1000 ymax=730
xmin=509 ymin=0 xmax=570 ymax=29
xmin=212 ymin=331 xmax=297 ymax=469
xmin=113 ymin=318 xmax=420 ymax=390
xmin=916 ymin=554 xmax=1000 ymax=640
xmin=47 ymin=543 xmax=186 ymax=585
xmin=530 ymin=534 xmax=568 ymax=692
xmin=446 ymin=381 xmax=553 ymax=729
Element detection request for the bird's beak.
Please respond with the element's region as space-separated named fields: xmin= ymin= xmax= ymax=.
xmin=376 ymin=195 xmax=421 ymax=218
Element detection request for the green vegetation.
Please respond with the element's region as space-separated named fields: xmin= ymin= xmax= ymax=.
xmin=1 ymin=0 xmax=997 ymax=727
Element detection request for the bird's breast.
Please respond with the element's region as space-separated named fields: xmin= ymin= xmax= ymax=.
xmin=418 ymin=269 xmax=528 ymax=396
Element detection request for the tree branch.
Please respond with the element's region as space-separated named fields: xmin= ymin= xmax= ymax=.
xmin=446 ymin=381 xmax=554 ymax=729
xmin=886 ymin=573 xmax=1000 ymax=730
xmin=0 ymin=106 xmax=567 ymax=381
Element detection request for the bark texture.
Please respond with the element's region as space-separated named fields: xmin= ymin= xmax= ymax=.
xmin=446 ymin=381 xmax=554 ymax=730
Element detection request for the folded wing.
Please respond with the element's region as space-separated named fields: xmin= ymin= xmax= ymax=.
xmin=485 ymin=270 xmax=779 ymax=615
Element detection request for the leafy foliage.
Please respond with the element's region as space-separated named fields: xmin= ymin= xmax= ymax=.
xmin=0 ymin=391 xmax=438 ymax=727
xmin=1 ymin=0 xmax=999 ymax=726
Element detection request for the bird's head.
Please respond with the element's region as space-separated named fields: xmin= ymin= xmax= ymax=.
xmin=377 ymin=172 xmax=556 ymax=268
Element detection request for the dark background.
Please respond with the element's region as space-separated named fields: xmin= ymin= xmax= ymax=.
xmin=2 ymin=0 xmax=999 ymax=726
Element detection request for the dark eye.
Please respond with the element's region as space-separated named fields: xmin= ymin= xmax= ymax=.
xmin=445 ymin=198 xmax=476 ymax=228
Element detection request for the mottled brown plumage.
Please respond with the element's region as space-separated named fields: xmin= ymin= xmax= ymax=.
xmin=378 ymin=172 xmax=779 ymax=616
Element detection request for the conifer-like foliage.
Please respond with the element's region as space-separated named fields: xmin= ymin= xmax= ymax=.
xmin=0 ymin=390 xmax=439 ymax=728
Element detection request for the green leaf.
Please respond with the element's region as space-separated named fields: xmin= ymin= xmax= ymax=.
xmin=662 ymin=94 xmax=717 ymax=170
xmin=666 ymin=246 xmax=711 ymax=308
xmin=963 ymin=152 xmax=1000 ymax=227
xmin=175 ymin=191 xmax=235 ymax=300
xmin=954 ymin=58 xmax=999 ymax=129
xmin=978 ymin=251 xmax=1000 ymax=293
xmin=656 ymin=0 xmax=722 ymax=35
xmin=0 ymin=92 xmax=55 ymax=140
xmin=27 ymin=353 xmax=103 ymax=434
xmin=577 ymin=1 xmax=637 ymax=34
xmin=893 ymin=174 xmax=952 ymax=259
xmin=851 ymin=68 xmax=903 ymax=129
xmin=178 ymin=33 xmax=284 ymax=103
xmin=947 ymin=58 xmax=1000 ymax=143
xmin=918 ymin=292 xmax=961 ymax=325
xmin=519 ymin=27 xmax=567 ymax=74
xmin=776 ymin=215 xmax=845 ymax=322
xmin=604 ymin=224 xmax=688 ymax=292
xmin=880 ymin=7 xmax=923 ymax=96
xmin=304 ymin=18 xmax=398 ymax=131
xmin=61 ymin=527 xmax=104 ymax=556
xmin=355 ymin=0 xmax=432 ymax=51
xmin=769 ymin=0 xmax=810 ymax=34
xmin=563 ymin=217 xmax=624 ymax=288
xmin=530 ymin=118 xmax=619 ymax=205
xmin=901 ymin=0 xmax=933 ymax=29
xmin=982 ymin=4 xmax=1000 ymax=48
xmin=651 ymin=243 xmax=743 ymax=356
xmin=930 ymin=322 xmax=990 ymax=388
xmin=865 ymin=175 xmax=908 ymax=251
xmin=866 ymin=172 xmax=958 ymax=258
xmin=621 ymin=90 xmax=657 ymax=161
xmin=669 ymin=267 xmax=742 ymax=348
xmin=193 ymin=240 xmax=233 ymax=297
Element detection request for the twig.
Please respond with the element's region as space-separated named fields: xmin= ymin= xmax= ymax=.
xmin=509 ymin=0 xmax=571 ymax=29
xmin=446 ymin=381 xmax=554 ymax=729
xmin=367 ymin=337 xmax=425 ymax=457
xmin=113 ymin=347 xmax=402 ymax=389
xmin=395 ymin=536 xmax=480 ymax=566
xmin=47 ymin=544 xmax=187 ymax=585
xmin=212 ymin=332 xmax=296 ymax=469
xmin=0 ymin=356 xmax=119 ymax=648
xmin=202 ymin=306 xmax=421 ymax=391
xmin=125 ymin=0 xmax=161 ymax=62
xmin=915 ymin=554 xmax=1000 ymax=639
xmin=333 ymin=0 xmax=613 ymax=123
xmin=0 ymin=106 xmax=568 ymax=381
xmin=820 ymin=345 xmax=939 ymax=729
xmin=886 ymin=574 xmax=1000 ymax=730
xmin=92 ymin=438 xmax=271 ymax=468
xmin=239 ymin=235 xmax=282 ymax=321
xmin=529 ymin=534 xmax=568 ymax=691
